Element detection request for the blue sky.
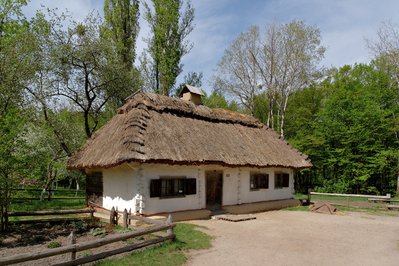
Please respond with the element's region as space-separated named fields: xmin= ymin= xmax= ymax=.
xmin=24 ymin=0 xmax=399 ymax=93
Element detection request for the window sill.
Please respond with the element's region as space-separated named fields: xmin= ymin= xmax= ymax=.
xmin=159 ymin=195 xmax=186 ymax=199
xmin=250 ymin=188 xmax=269 ymax=191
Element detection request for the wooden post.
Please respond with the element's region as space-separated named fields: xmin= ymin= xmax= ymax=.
xmin=123 ymin=209 xmax=128 ymax=229
xmin=307 ymin=188 xmax=311 ymax=205
xmin=110 ymin=207 xmax=115 ymax=225
xmin=67 ymin=231 xmax=76 ymax=261
xmin=166 ymin=214 xmax=173 ymax=237
xmin=128 ymin=208 xmax=131 ymax=225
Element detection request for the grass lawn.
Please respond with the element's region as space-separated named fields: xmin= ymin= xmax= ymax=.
xmin=10 ymin=189 xmax=86 ymax=212
xmin=10 ymin=198 xmax=86 ymax=212
xmin=8 ymin=189 xmax=87 ymax=222
xmin=97 ymin=223 xmax=212 ymax=266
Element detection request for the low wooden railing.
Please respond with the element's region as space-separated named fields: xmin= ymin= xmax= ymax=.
xmin=310 ymin=191 xmax=391 ymax=199
xmin=8 ymin=208 xmax=95 ymax=224
xmin=0 ymin=214 xmax=175 ymax=266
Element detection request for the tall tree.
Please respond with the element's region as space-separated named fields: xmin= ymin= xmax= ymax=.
xmin=102 ymin=0 xmax=141 ymax=103
xmin=0 ymin=0 xmax=36 ymax=231
xmin=103 ymin=0 xmax=140 ymax=69
xmin=368 ymin=22 xmax=399 ymax=193
xmin=143 ymin=0 xmax=194 ymax=95
xmin=0 ymin=0 xmax=35 ymax=114
xmin=255 ymin=21 xmax=325 ymax=137
xmin=27 ymin=11 xmax=127 ymax=139
xmin=289 ymin=64 xmax=399 ymax=194
xmin=214 ymin=26 xmax=261 ymax=115
xmin=214 ymin=21 xmax=325 ymax=137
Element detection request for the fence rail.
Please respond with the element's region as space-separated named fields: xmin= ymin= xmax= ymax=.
xmin=0 ymin=221 xmax=175 ymax=266
xmin=7 ymin=208 xmax=95 ymax=224
xmin=8 ymin=208 xmax=94 ymax=217
xmin=310 ymin=192 xmax=391 ymax=199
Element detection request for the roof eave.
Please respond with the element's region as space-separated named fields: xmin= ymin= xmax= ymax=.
xmin=67 ymin=158 xmax=312 ymax=171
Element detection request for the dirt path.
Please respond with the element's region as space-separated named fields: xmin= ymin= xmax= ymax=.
xmin=186 ymin=211 xmax=399 ymax=266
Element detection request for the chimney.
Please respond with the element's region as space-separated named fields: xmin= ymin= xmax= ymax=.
xmin=179 ymin=84 xmax=204 ymax=105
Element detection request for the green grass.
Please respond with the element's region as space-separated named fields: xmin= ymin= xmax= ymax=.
xmin=10 ymin=198 xmax=86 ymax=212
xmin=10 ymin=188 xmax=86 ymax=212
xmin=97 ymin=223 xmax=212 ymax=266
xmin=8 ymin=190 xmax=86 ymax=222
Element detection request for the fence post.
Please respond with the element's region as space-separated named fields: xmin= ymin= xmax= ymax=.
xmin=128 ymin=208 xmax=131 ymax=225
xmin=67 ymin=231 xmax=76 ymax=261
xmin=90 ymin=207 xmax=94 ymax=219
xmin=307 ymin=188 xmax=312 ymax=205
xmin=123 ymin=209 xmax=128 ymax=229
xmin=110 ymin=207 xmax=116 ymax=225
xmin=166 ymin=214 xmax=174 ymax=238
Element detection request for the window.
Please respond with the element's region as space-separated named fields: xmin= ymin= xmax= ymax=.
xmin=250 ymin=173 xmax=269 ymax=190
xmin=275 ymin=173 xmax=289 ymax=189
xmin=150 ymin=177 xmax=196 ymax=198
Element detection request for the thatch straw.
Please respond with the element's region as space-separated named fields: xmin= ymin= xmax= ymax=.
xmin=67 ymin=92 xmax=312 ymax=170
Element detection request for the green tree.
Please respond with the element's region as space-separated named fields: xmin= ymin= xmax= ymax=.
xmin=27 ymin=11 xmax=128 ymax=139
xmin=203 ymin=90 xmax=239 ymax=111
xmin=103 ymin=0 xmax=140 ymax=69
xmin=0 ymin=0 xmax=35 ymax=114
xmin=0 ymin=110 xmax=28 ymax=231
xmin=102 ymin=0 xmax=141 ymax=104
xmin=293 ymin=64 xmax=399 ymax=194
xmin=143 ymin=0 xmax=195 ymax=95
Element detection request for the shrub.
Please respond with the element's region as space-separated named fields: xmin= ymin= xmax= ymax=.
xmin=47 ymin=241 xmax=62 ymax=248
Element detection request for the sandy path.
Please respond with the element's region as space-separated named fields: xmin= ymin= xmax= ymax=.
xmin=186 ymin=211 xmax=399 ymax=266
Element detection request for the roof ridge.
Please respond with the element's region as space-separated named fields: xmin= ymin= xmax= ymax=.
xmin=119 ymin=91 xmax=263 ymax=128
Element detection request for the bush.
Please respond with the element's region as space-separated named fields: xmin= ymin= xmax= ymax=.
xmin=89 ymin=228 xmax=106 ymax=238
xmin=47 ymin=241 xmax=62 ymax=248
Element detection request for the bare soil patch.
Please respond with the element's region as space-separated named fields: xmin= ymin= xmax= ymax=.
xmin=0 ymin=220 xmax=143 ymax=265
xmin=186 ymin=210 xmax=399 ymax=266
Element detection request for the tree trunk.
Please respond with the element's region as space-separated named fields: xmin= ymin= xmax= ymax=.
xmin=280 ymin=95 xmax=289 ymax=138
xmin=397 ymin=173 xmax=399 ymax=195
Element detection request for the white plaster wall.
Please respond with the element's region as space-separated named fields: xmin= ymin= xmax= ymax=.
xmin=142 ymin=164 xmax=206 ymax=214
xmin=99 ymin=163 xmax=295 ymax=215
xmin=102 ymin=164 xmax=137 ymax=212
xmin=222 ymin=168 xmax=239 ymax=206
xmin=238 ymin=168 xmax=294 ymax=205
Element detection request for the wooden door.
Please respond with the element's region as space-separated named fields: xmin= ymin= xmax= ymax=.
xmin=206 ymin=171 xmax=223 ymax=211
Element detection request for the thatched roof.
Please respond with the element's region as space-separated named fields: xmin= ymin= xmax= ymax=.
xmin=67 ymin=92 xmax=312 ymax=170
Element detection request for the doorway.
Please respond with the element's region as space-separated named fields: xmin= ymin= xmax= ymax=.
xmin=206 ymin=171 xmax=223 ymax=211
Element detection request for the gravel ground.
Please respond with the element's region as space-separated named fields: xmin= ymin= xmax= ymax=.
xmin=186 ymin=210 xmax=399 ymax=266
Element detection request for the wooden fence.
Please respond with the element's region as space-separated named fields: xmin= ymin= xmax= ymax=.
xmin=0 ymin=213 xmax=175 ymax=266
xmin=309 ymin=191 xmax=391 ymax=199
xmin=8 ymin=208 xmax=95 ymax=224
